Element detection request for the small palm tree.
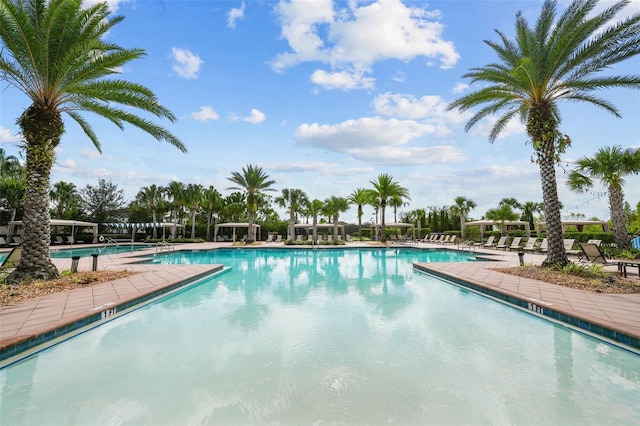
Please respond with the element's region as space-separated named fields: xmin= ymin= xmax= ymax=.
xmin=202 ymin=186 xmax=222 ymax=241
xmin=347 ymin=188 xmax=372 ymax=238
xmin=136 ymin=184 xmax=165 ymax=239
xmin=184 ymin=184 xmax=204 ymax=239
xmin=275 ymin=188 xmax=308 ymax=241
xmin=370 ymin=173 xmax=410 ymax=243
xmin=451 ymin=196 xmax=477 ymax=239
xmin=568 ymin=146 xmax=640 ymax=250
xmin=323 ymin=196 xmax=350 ymax=242
xmin=306 ymin=199 xmax=324 ymax=244
xmin=389 ymin=195 xmax=410 ymax=224
xmin=227 ymin=165 xmax=276 ymax=243
xmin=166 ymin=181 xmax=186 ymax=229
xmin=448 ymin=0 xmax=640 ymax=266
xmin=0 ymin=0 xmax=185 ymax=282
xmin=50 ymin=181 xmax=80 ymax=220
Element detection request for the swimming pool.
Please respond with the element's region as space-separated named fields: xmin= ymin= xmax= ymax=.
xmin=49 ymin=243 xmax=152 ymax=258
xmin=1 ymin=248 xmax=638 ymax=424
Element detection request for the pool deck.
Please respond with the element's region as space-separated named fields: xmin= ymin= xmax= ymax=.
xmin=1 ymin=241 xmax=639 ymax=363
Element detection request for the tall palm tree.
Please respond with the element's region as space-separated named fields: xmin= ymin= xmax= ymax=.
xmin=568 ymin=146 xmax=640 ymax=250
xmin=0 ymin=0 xmax=185 ymax=282
xmin=370 ymin=173 xmax=409 ymax=243
xmin=202 ymin=186 xmax=222 ymax=241
xmin=166 ymin=181 xmax=186 ymax=229
xmin=275 ymin=188 xmax=308 ymax=241
xmin=448 ymin=0 xmax=640 ymax=266
xmin=347 ymin=188 xmax=372 ymax=238
xmin=50 ymin=181 xmax=79 ymax=220
xmin=389 ymin=195 xmax=410 ymax=224
xmin=306 ymin=199 xmax=324 ymax=244
xmin=184 ymin=184 xmax=204 ymax=239
xmin=451 ymin=196 xmax=477 ymax=239
xmin=521 ymin=201 xmax=544 ymax=229
xmin=227 ymin=164 xmax=276 ymax=244
xmin=136 ymin=184 xmax=165 ymax=239
xmin=323 ymin=196 xmax=350 ymax=242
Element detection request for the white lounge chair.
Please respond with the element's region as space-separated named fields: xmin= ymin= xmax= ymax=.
xmin=522 ymin=238 xmax=539 ymax=253
xmin=482 ymin=236 xmax=496 ymax=248
xmin=507 ymin=237 xmax=522 ymax=251
xmin=495 ymin=236 xmax=509 ymax=250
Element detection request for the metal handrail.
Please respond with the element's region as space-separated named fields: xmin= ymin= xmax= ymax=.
xmin=155 ymin=241 xmax=174 ymax=253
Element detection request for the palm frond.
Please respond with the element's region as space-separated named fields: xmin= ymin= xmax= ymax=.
xmin=67 ymin=110 xmax=101 ymax=152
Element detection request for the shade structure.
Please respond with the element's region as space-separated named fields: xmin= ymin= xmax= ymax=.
xmin=8 ymin=219 xmax=99 ymax=245
xmin=535 ymin=220 xmax=610 ymax=233
xmin=213 ymin=222 xmax=261 ymax=242
xmin=465 ymin=220 xmax=531 ymax=240
xmin=101 ymin=222 xmax=185 ymax=240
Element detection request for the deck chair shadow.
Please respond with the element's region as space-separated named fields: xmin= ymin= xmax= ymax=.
xmin=578 ymin=243 xmax=615 ymax=265
xmin=1 ymin=247 xmax=22 ymax=270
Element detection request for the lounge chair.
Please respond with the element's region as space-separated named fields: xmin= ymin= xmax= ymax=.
xmin=445 ymin=235 xmax=457 ymax=245
xmin=564 ymin=239 xmax=580 ymax=256
xmin=54 ymin=236 xmax=64 ymax=245
xmin=9 ymin=236 xmax=22 ymax=246
xmin=495 ymin=236 xmax=509 ymax=250
xmin=345 ymin=234 xmax=353 ymax=243
xmin=587 ymin=239 xmax=602 ymax=247
xmin=296 ymin=234 xmax=304 ymax=242
xmin=536 ymin=238 xmax=548 ymax=253
xmin=522 ymin=238 xmax=539 ymax=253
xmin=482 ymin=236 xmax=496 ymax=249
xmin=275 ymin=235 xmax=282 ymax=243
xmin=1 ymin=247 xmax=21 ymax=270
xmin=389 ymin=234 xmax=398 ymax=243
xmin=578 ymin=242 xmax=614 ymax=265
xmin=507 ymin=237 xmax=522 ymax=251
xmin=0 ymin=236 xmax=7 ymax=247
xmin=265 ymin=234 xmax=275 ymax=243
xmin=438 ymin=235 xmax=450 ymax=244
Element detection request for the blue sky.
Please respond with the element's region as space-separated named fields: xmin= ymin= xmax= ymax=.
xmin=1 ymin=0 xmax=638 ymax=224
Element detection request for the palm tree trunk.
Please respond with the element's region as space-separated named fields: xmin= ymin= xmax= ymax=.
xmin=7 ymin=106 xmax=61 ymax=282
xmin=152 ymin=209 xmax=158 ymax=239
xmin=460 ymin=214 xmax=466 ymax=239
xmin=609 ymin=187 xmax=630 ymax=250
xmin=191 ymin=210 xmax=196 ymax=239
xmin=380 ymin=204 xmax=387 ymax=243
xmin=538 ymin=140 xmax=568 ymax=266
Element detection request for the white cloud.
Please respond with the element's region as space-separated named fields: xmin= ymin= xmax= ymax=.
xmin=310 ymin=69 xmax=375 ymax=90
xmin=171 ymin=47 xmax=203 ymax=79
xmin=0 ymin=126 xmax=21 ymax=145
xmin=231 ymin=109 xmax=266 ymax=124
xmin=227 ymin=2 xmax=245 ymax=28
xmin=268 ymin=160 xmax=374 ymax=176
xmin=56 ymin=159 xmax=77 ymax=169
xmin=272 ymin=0 xmax=459 ymax=90
xmin=84 ymin=0 xmax=130 ymax=13
xmin=191 ymin=106 xmax=220 ymax=122
xmin=372 ymin=92 xmax=470 ymax=127
xmin=80 ymin=149 xmax=102 ymax=159
xmin=471 ymin=116 xmax=527 ymax=140
xmin=452 ymin=82 xmax=469 ymax=94
xmin=348 ymin=145 xmax=465 ymax=165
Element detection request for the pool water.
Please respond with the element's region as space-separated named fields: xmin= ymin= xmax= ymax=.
xmin=1 ymin=248 xmax=638 ymax=425
xmin=0 ymin=252 xmax=7 ymax=264
xmin=49 ymin=244 xmax=152 ymax=258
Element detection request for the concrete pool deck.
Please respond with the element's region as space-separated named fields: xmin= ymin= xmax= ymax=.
xmin=1 ymin=241 xmax=639 ymax=363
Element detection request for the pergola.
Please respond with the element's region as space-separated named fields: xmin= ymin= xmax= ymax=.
xmin=465 ymin=220 xmax=531 ymax=240
xmin=372 ymin=222 xmax=416 ymax=240
xmin=8 ymin=219 xmax=99 ymax=244
xmin=102 ymin=222 xmax=185 ymax=240
xmin=536 ymin=220 xmax=610 ymax=233
xmin=213 ymin=222 xmax=261 ymax=242
xmin=293 ymin=223 xmax=345 ymax=238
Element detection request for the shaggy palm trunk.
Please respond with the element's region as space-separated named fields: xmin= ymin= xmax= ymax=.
xmin=380 ymin=203 xmax=387 ymax=243
xmin=247 ymin=197 xmax=256 ymax=244
xmin=609 ymin=186 xmax=630 ymax=250
xmin=152 ymin=209 xmax=158 ymax=239
xmin=460 ymin=215 xmax=466 ymax=239
xmin=7 ymin=106 xmax=61 ymax=283
xmin=333 ymin=215 xmax=339 ymax=241
xmin=529 ymin=104 xmax=568 ymax=267
xmin=289 ymin=210 xmax=295 ymax=241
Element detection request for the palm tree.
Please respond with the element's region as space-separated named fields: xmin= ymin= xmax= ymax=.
xmin=202 ymin=186 xmax=222 ymax=241
xmin=275 ymin=188 xmax=308 ymax=241
xmin=306 ymin=199 xmax=324 ymax=244
xmin=184 ymin=184 xmax=204 ymax=239
xmin=521 ymin=201 xmax=544 ymax=229
xmin=227 ymin=164 xmax=276 ymax=244
xmin=347 ymin=188 xmax=372 ymax=238
xmin=323 ymin=196 xmax=350 ymax=242
xmin=568 ymin=146 xmax=640 ymax=250
xmin=50 ymin=181 xmax=79 ymax=220
xmin=370 ymin=173 xmax=410 ymax=243
xmin=389 ymin=195 xmax=410 ymax=223
xmin=136 ymin=184 xmax=165 ymax=239
xmin=166 ymin=181 xmax=186 ymax=229
xmin=1 ymin=176 xmax=25 ymax=222
xmin=448 ymin=0 xmax=640 ymax=266
xmin=0 ymin=0 xmax=185 ymax=282
xmin=486 ymin=204 xmax=520 ymax=236
xmin=451 ymin=196 xmax=477 ymax=239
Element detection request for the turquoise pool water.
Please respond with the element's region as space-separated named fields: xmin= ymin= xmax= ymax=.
xmin=49 ymin=244 xmax=151 ymax=258
xmin=1 ymin=248 xmax=638 ymax=425
xmin=0 ymin=252 xmax=7 ymax=264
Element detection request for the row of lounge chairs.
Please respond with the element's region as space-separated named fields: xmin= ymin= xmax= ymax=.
xmin=422 ymin=234 xmax=457 ymax=244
